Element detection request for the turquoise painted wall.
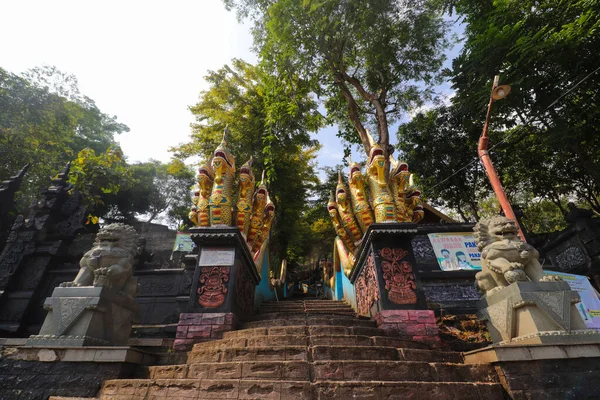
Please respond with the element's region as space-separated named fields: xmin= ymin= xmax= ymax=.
xmin=340 ymin=265 xmax=357 ymax=311
xmin=254 ymin=253 xmax=276 ymax=310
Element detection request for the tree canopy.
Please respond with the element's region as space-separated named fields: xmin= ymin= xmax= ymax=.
xmin=0 ymin=66 xmax=129 ymax=210
xmin=0 ymin=66 xmax=194 ymax=229
xmin=171 ymin=59 xmax=326 ymax=267
xmin=224 ymin=0 xmax=450 ymax=163
xmin=398 ymin=0 xmax=600 ymax=231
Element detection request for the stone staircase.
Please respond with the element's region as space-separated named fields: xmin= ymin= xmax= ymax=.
xmin=89 ymin=300 xmax=506 ymax=399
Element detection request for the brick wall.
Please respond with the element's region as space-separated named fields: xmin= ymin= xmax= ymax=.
xmin=173 ymin=312 xmax=237 ymax=351
xmin=375 ymin=310 xmax=441 ymax=348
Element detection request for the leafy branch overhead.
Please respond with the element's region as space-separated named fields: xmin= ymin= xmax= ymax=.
xmin=224 ymin=0 xmax=450 ymax=162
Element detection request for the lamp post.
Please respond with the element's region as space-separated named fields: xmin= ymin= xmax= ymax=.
xmin=477 ymin=75 xmax=527 ymax=241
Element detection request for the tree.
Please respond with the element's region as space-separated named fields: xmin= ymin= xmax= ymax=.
xmin=102 ymin=159 xmax=195 ymax=227
xmin=224 ymin=0 xmax=450 ymax=164
xmin=171 ymin=60 xmax=324 ymax=267
xmin=447 ymin=0 xmax=600 ymax=214
xmin=68 ymin=147 xmax=133 ymax=223
xmin=399 ymin=0 xmax=600 ymax=229
xmin=0 ymin=66 xmax=129 ymax=211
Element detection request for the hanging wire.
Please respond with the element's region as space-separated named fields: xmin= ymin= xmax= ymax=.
xmin=428 ymin=65 xmax=600 ymax=191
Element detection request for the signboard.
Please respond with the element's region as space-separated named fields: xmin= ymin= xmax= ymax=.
xmin=172 ymin=232 xmax=195 ymax=252
xmin=543 ymin=270 xmax=600 ymax=330
xmin=427 ymin=232 xmax=482 ymax=271
xmin=199 ymin=247 xmax=235 ymax=266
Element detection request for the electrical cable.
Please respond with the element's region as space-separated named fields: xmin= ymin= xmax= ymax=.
xmin=428 ymin=65 xmax=600 ymax=191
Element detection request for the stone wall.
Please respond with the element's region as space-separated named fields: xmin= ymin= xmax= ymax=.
xmin=0 ymin=350 xmax=142 ymax=400
xmin=496 ymin=357 xmax=600 ymax=399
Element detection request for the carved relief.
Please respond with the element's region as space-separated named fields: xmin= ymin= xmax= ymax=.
xmin=379 ymin=247 xmax=417 ymax=305
xmin=139 ymin=278 xmax=175 ymax=294
xmin=411 ymin=236 xmax=436 ymax=261
xmin=235 ymin=265 xmax=255 ymax=316
xmin=555 ymin=245 xmax=587 ymax=271
xmin=197 ymin=266 xmax=229 ymax=308
xmin=356 ymin=253 xmax=380 ymax=316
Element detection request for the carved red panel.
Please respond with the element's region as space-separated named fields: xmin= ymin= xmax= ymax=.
xmin=379 ymin=247 xmax=417 ymax=305
xmin=198 ymin=266 xmax=229 ymax=308
xmin=356 ymin=253 xmax=380 ymax=316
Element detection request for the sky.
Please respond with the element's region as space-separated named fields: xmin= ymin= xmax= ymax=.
xmin=0 ymin=1 xmax=463 ymax=177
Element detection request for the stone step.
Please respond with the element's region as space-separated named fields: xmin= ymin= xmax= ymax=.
xmin=48 ymin=398 xmax=97 ymax=400
xmin=244 ymin=315 xmax=375 ymax=328
xmin=312 ymin=360 xmax=497 ymax=383
xmin=255 ymin=309 xmax=357 ymax=317
xmin=313 ymin=381 xmax=505 ymax=399
xmin=262 ymin=300 xmax=348 ymax=305
xmin=260 ymin=304 xmax=352 ymax=310
xmin=150 ymin=361 xmax=311 ymax=380
xmin=196 ymin=333 xmax=430 ymax=350
xmin=99 ymin=378 xmax=505 ymax=399
xmin=187 ymin=346 xmax=308 ymax=364
xmin=187 ymin=345 xmax=442 ymax=363
xmin=221 ymin=324 xmax=389 ymax=341
xmin=148 ymin=360 xmax=492 ymax=383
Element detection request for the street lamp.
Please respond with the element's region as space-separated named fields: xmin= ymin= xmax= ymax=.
xmin=477 ymin=75 xmax=526 ymax=241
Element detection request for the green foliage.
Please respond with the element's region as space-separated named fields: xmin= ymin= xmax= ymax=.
xmin=103 ymin=159 xmax=195 ymax=227
xmin=68 ymin=147 xmax=133 ymax=222
xmin=171 ymin=60 xmax=324 ymax=267
xmin=399 ymin=0 xmax=600 ymax=230
xmin=224 ymin=0 xmax=450 ymax=159
xmin=0 ymin=66 xmax=129 ymax=211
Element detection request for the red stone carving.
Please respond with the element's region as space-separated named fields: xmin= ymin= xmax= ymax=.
xmin=356 ymin=253 xmax=380 ymax=316
xmin=197 ymin=266 xmax=229 ymax=308
xmin=379 ymin=247 xmax=417 ymax=305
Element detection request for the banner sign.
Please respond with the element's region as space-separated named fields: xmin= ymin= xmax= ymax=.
xmin=543 ymin=270 xmax=600 ymax=330
xmin=427 ymin=232 xmax=482 ymax=271
xmin=172 ymin=232 xmax=195 ymax=252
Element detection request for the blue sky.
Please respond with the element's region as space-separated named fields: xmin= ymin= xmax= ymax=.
xmin=0 ymin=1 xmax=464 ymax=181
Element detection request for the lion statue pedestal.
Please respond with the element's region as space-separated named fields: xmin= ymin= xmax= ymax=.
xmin=474 ymin=216 xmax=600 ymax=345
xmin=27 ymin=223 xmax=140 ymax=347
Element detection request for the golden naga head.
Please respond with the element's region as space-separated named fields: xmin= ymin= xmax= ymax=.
xmin=252 ymin=172 xmax=268 ymax=214
xmin=197 ymin=161 xmax=215 ymax=197
xmin=211 ymin=127 xmax=236 ymax=181
xmin=412 ymin=204 xmax=424 ymax=223
xmin=390 ymin=157 xmax=410 ymax=188
xmin=348 ymin=161 xmax=364 ymax=185
xmin=367 ymin=143 xmax=388 ymax=185
xmin=327 ymin=191 xmax=340 ymax=222
xmin=238 ymin=157 xmax=255 ymax=194
xmin=335 ymin=171 xmax=350 ymax=206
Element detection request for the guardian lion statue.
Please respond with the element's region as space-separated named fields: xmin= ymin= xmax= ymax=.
xmin=473 ymin=216 xmax=559 ymax=295
xmin=60 ymin=223 xmax=140 ymax=297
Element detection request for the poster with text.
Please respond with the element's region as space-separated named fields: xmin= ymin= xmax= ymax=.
xmin=543 ymin=270 xmax=600 ymax=330
xmin=427 ymin=232 xmax=482 ymax=271
xmin=172 ymin=232 xmax=195 ymax=252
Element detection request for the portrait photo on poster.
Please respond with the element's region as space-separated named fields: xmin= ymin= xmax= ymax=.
xmin=427 ymin=232 xmax=482 ymax=271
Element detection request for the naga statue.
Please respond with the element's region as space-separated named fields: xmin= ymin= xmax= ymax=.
xmin=326 ymin=131 xmax=426 ymax=277
xmin=235 ymin=157 xmax=255 ymax=236
xmin=348 ymin=159 xmax=374 ymax=232
xmin=209 ymin=128 xmax=236 ymax=226
xmin=389 ymin=157 xmax=410 ymax=222
xmin=190 ymin=161 xmax=214 ymax=227
xmin=60 ymin=223 xmax=140 ymax=298
xmin=473 ymin=216 xmax=560 ymax=295
xmin=366 ymin=141 xmax=397 ymax=223
xmin=188 ymin=128 xmax=276 ymax=267
xmin=336 ymin=172 xmax=362 ymax=242
xmin=327 ymin=192 xmax=355 ymax=254
xmin=248 ymin=174 xmax=268 ymax=245
xmin=252 ymin=195 xmax=275 ymax=253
